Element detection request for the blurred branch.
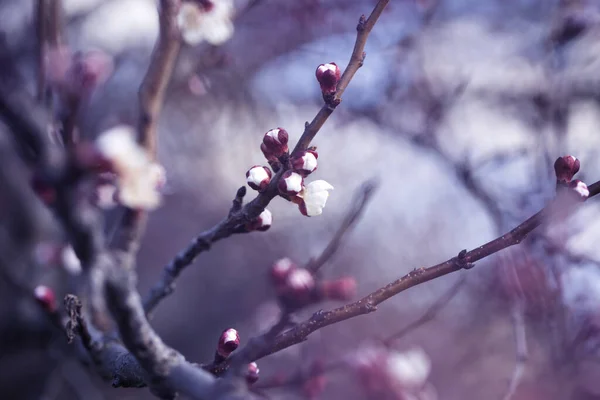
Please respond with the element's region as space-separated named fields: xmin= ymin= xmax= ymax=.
xmin=382 ymin=277 xmax=466 ymax=346
xmin=501 ymin=301 xmax=528 ymax=400
xmin=250 ymin=180 xmax=600 ymax=359
xmin=110 ymin=0 xmax=182 ymax=267
xmin=307 ymin=178 xmax=379 ymax=274
xmin=143 ymin=1 xmax=391 ymax=316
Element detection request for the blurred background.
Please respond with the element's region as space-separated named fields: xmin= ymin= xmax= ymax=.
xmin=1 ymin=0 xmax=600 ymax=399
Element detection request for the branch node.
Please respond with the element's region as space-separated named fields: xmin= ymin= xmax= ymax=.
xmin=455 ymin=249 xmax=475 ymax=270
xmin=357 ymin=14 xmax=367 ymax=31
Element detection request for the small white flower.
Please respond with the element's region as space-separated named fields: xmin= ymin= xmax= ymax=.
xmin=177 ymin=1 xmax=234 ymax=46
xmin=299 ymin=180 xmax=333 ymax=216
xmin=386 ymin=348 xmax=431 ymax=389
xmin=96 ymin=125 xmax=162 ymax=210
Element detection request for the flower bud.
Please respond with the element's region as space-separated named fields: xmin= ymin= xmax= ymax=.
xmin=245 ymin=209 xmax=272 ymax=232
xmin=290 ymin=150 xmax=318 ymax=176
xmin=318 ymin=277 xmax=357 ymax=301
xmin=278 ymin=268 xmax=316 ymax=307
xmin=569 ymin=179 xmax=589 ymax=201
xmin=246 ymin=362 xmax=260 ymax=385
xmin=270 ymin=258 xmax=296 ymax=285
xmin=261 ymin=128 xmax=289 ymax=160
xmin=554 ymin=155 xmax=580 ymax=183
xmin=278 ymin=171 xmax=304 ymax=196
xmin=34 ymin=285 xmax=57 ymax=312
xmin=246 ymin=165 xmax=272 ymax=191
xmin=316 ymin=62 xmax=341 ymax=94
xmin=217 ymin=328 xmax=240 ymax=358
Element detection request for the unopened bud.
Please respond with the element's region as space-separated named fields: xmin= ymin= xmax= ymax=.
xmin=569 ymin=179 xmax=589 ymax=201
xmin=290 ymin=150 xmax=318 ymax=176
xmin=246 ymin=165 xmax=272 ymax=191
xmin=278 ymin=268 xmax=316 ymax=308
xmin=261 ymin=128 xmax=289 ymax=160
xmin=217 ymin=328 xmax=240 ymax=358
xmin=554 ymin=155 xmax=580 ymax=183
xmin=246 ymin=362 xmax=260 ymax=385
xmin=34 ymin=285 xmax=57 ymax=312
xmin=318 ymin=277 xmax=357 ymax=301
xmin=278 ymin=171 xmax=304 ymax=196
xmin=316 ymin=62 xmax=341 ymax=94
xmin=270 ymin=258 xmax=296 ymax=284
xmin=245 ymin=209 xmax=272 ymax=232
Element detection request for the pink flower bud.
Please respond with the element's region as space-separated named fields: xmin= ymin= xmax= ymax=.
xmin=245 ymin=209 xmax=273 ymax=232
xmin=290 ymin=150 xmax=318 ymax=176
xmin=278 ymin=171 xmax=304 ymax=196
xmin=569 ymin=179 xmax=589 ymax=201
xmin=316 ymin=62 xmax=341 ymax=94
xmin=554 ymin=155 xmax=580 ymax=183
xmin=246 ymin=362 xmax=260 ymax=385
xmin=34 ymin=285 xmax=57 ymax=312
xmin=318 ymin=277 xmax=357 ymax=301
xmin=217 ymin=328 xmax=240 ymax=358
xmin=278 ymin=268 xmax=316 ymax=308
xmin=246 ymin=165 xmax=272 ymax=191
xmin=261 ymin=128 xmax=289 ymax=160
xmin=270 ymin=258 xmax=296 ymax=284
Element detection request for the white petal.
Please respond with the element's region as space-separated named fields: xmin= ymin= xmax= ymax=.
xmin=301 ymin=153 xmax=318 ymax=171
xmin=259 ymin=209 xmax=272 ymax=226
xmin=305 ymin=180 xmax=334 ymax=194
xmin=248 ymin=167 xmax=269 ymax=185
xmin=284 ymin=172 xmax=304 ymax=193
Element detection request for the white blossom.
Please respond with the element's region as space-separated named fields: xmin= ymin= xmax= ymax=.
xmin=95 ymin=125 xmax=162 ymax=210
xmin=177 ymin=1 xmax=234 ymax=46
xmin=386 ymin=348 xmax=431 ymax=389
xmin=299 ymin=180 xmax=333 ymax=216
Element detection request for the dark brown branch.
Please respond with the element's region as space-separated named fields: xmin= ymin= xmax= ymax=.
xmin=382 ymin=277 xmax=466 ymax=347
xmin=291 ymin=0 xmax=390 ymax=156
xmin=144 ymin=0 xmax=391 ymax=315
xmin=307 ymin=178 xmax=379 ymax=274
xmin=249 ymin=180 xmax=600 ymax=360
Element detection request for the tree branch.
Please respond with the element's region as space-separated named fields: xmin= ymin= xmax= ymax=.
xmin=251 ymin=181 xmax=600 ymax=359
xmin=307 ymin=178 xmax=379 ymax=274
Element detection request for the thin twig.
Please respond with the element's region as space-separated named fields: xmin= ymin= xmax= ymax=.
xmin=382 ymin=277 xmax=466 ymax=347
xmin=307 ymin=178 xmax=379 ymax=274
xmin=110 ymin=0 xmax=182 ymax=265
xmin=249 ymin=180 xmax=600 ymax=360
xmin=291 ymin=0 xmax=390 ymax=155
xmin=501 ymin=301 xmax=528 ymax=400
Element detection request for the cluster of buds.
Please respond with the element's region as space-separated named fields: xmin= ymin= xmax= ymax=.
xmin=316 ymin=62 xmax=341 ymax=97
xmin=351 ymin=344 xmax=433 ymax=400
xmin=34 ymin=285 xmax=57 ymax=313
xmin=211 ymin=328 xmax=260 ymax=384
xmin=554 ymin=155 xmax=589 ymax=201
xmin=270 ymin=258 xmax=356 ymax=310
xmin=244 ymin=209 xmax=272 ymax=232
